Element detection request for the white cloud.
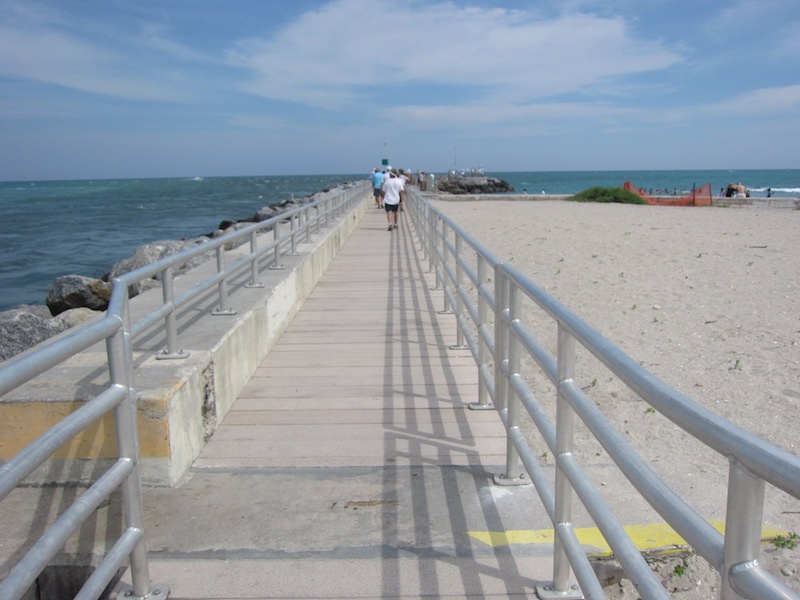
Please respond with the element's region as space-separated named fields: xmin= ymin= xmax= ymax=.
xmin=384 ymin=100 xmax=628 ymax=126
xmin=0 ymin=25 xmax=186 ymax=102
xmin=228 ymin=0 xmax=683 ymax=109
xmin=0 ymin=1 xmax=212 ymax=103
xmin=701 ymin=85 xmax=800 ymax=117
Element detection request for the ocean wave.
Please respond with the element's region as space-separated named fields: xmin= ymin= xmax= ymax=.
xmin=749 ymin=186 xmax=800 ymax=193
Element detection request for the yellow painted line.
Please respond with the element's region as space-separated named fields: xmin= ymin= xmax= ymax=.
xmin=468 ymin=520 xmax=787 ymax=556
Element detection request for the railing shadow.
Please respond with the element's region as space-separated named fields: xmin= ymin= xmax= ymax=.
xmin=377 ymin=211 xmax=548 ymax=597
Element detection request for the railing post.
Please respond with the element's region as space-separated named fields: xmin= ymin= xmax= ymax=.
xmin=493 ymin=266 xmax=510 ymax=414
xmin=427 ymin=206 xmax=435 ymax=274
xmin=157 ymin=266 xmax=188 ymax=359
xmin=246 ymin=230 xmax=264 ymax=288
xmin=449 ymin=236 xmax=468 ymax=349
xmin=108 ymin=296 xmax=169 ymax=600
xmin=470 ymin=256 xmax=494 ymax=410
xmin=303 ymin=206 xmax=312 ymax=243
xmin=546 ymin=322 xmax=581 ymax=597
xmin=324 ymin=198 xmax=332 ymax=227
xmin=270 ymin=221 xmax=286 ymax=270
xmin=288 ymin=213 xmax=299 ymax=256
xmin=212 ymin=245 xmax=236 ymax=315
xmin=437 ymin=221 xmax=453 ymax=313
xmin=495 ymin=283 xmax=526 ymax=486
xmin=721 ymin=458 xmax=765 ymax=600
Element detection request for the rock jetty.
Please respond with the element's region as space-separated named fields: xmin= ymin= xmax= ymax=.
xmin=0 ymin=184 xmax=355 ymax=362
xmin=437 ymin=176 xmax=513 ymax=195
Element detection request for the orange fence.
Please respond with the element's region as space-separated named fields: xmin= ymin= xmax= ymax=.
xmin=624 ymin=181 xmax=712 ymax=206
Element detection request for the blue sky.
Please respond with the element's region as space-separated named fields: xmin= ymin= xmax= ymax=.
xmin=1 ymin=0 xmax=798 ymax=180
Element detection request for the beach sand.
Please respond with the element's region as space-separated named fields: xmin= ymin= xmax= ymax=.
xmin=430 ymin=196 xmax=800 ymax=597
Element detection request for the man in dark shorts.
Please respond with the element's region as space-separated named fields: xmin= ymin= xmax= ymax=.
xmin=380 ymin=170 xmax=405 ymax=230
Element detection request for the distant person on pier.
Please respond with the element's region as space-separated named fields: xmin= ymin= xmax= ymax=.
xmin=381 ymin=170 xmax=405 ymax=231
xmin=371 ymin=168 xmax=384 ymax=208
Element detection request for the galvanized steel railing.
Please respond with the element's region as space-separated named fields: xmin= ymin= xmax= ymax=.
xmin=406 ymin=186 xmax=800 ymax=600
xmin=0 ymin=181 xmax=369 ymax=600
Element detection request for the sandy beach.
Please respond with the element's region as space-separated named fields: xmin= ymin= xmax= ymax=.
xmin=430 ymin=196 xmax=800 ymax=596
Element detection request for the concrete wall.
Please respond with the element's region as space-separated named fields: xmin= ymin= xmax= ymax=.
xmin=0 ymin=194 xmax=369 ymax=487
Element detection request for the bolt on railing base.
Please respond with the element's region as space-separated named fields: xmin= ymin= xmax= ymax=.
xmin=437 ymin=309 xmax=454 ymax=315
xmin=468 ymin=401 xmax=495 ymax=411
xmin=119 ymin=583 xmax=170 ymax=599
xmin=211 ymin=308 xmax=237 ymax=316
xmin=449 ymin=343 xmax=469 ymax=350
xmin=493 ymin=472 xmax=530 ymax=487
xmin=245 ymin=281 xmax=265 ymax=288
xmin=536 ymin=582 xmax=584 ymax=599
xmin=156 ymin=350 xmax=189 ymax=360
xmin=269 ymin=264 xmax=286 ymax=270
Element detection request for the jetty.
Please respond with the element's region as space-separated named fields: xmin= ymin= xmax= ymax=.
xmin=1 ymin=183 xmax=798 ymax=600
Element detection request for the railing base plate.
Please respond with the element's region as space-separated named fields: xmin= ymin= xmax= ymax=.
xmin=468 ymin=402 xmax=495 ymax=411
xmin=156 ymin=351 xmax=189 ymax=360
xmin=118 ymin=583 xmax=170 ymax=599
xmin=493 ymin=472 xmax=530 ymax=486
xmin=536 ymin=582 xmax=583 ymax=599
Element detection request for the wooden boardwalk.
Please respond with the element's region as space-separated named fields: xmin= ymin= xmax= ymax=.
xmin=195 ymin=205 xmax=505 ymax=471
xmin=133 ymin=205 xmax=553 ymax=598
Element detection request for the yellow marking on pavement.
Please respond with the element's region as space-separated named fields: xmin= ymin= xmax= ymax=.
xmin=468 ymin=520 xmax=787 ymax=556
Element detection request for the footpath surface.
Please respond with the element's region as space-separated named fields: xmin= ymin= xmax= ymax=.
xmin=122 ymin=206 xmax=556 ymax=598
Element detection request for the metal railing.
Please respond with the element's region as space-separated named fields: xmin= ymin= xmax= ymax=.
xmin=406 ymin=186 xmax=800 ymax=600
xmin=0 ymin=181 xmax=369 ymax=600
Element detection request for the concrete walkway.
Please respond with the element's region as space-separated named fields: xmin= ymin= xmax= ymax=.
xmin=133 ymin=205 xmax=555 ymax=598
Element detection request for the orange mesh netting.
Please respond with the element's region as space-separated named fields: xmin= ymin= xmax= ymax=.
xmin=623 ymin=181 xmax=712 ymax=206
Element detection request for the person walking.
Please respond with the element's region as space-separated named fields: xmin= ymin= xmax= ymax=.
xmin=371 ymin=168 xmax=384 ymax=208
xmin=381 ymin=170 xmax=405 ymax=231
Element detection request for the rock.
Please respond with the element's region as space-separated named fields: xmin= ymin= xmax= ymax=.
xmin=437 ymin=176 xmax=514 ymax=195
xmin=108 ymin=238 xmax=211 ymax=297
xmin=46 ymin=275 xmax=112 ymax=316
xmin=253 ymin=206 xmax=279 ymax=221
xmin=217 ymin=219 xmax=238 ymax=230
xmin=0 ymin=305 xmax=99 ymax=361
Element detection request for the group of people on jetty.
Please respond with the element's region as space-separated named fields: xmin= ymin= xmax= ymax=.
xmin=370 ymin=167 xmax=434 ymax=231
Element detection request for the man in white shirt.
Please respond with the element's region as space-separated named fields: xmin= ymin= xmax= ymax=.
xmin=380 ymin=170 xmax=405 ymax=231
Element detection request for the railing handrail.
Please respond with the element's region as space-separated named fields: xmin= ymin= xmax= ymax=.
xmin=500 ymin=260 xmax=800 ymax=500
xmin=406 ymin=186 xmax=800 ymax=600
xmin=0 ymin=180 xmax=369 ymax=600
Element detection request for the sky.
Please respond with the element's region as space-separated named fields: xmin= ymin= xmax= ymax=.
xmin=0 ymin=0 xmax=798 ymax=181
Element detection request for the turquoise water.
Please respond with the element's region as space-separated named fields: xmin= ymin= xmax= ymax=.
xmin=489 ymin=169 xmax=800 ymax=198
xmin=0 ymin=175 xmax=362 ymax=311
xmin=1 ymin=170 xmax=797 ymax=311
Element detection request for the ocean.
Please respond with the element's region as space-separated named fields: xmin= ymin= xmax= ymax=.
xmin=489 ymin=169 xmax=800 ymax=198
xmin=1 ymin=169 xmax=797 ymax=312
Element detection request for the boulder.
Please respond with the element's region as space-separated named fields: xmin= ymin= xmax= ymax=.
xmin=0 ymin=305 xmax=99 ymax=361
xmin=253 ymin=206 xmax=279 ymax=222
xmin=46 ymin=275 xmax=112 ymax=316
